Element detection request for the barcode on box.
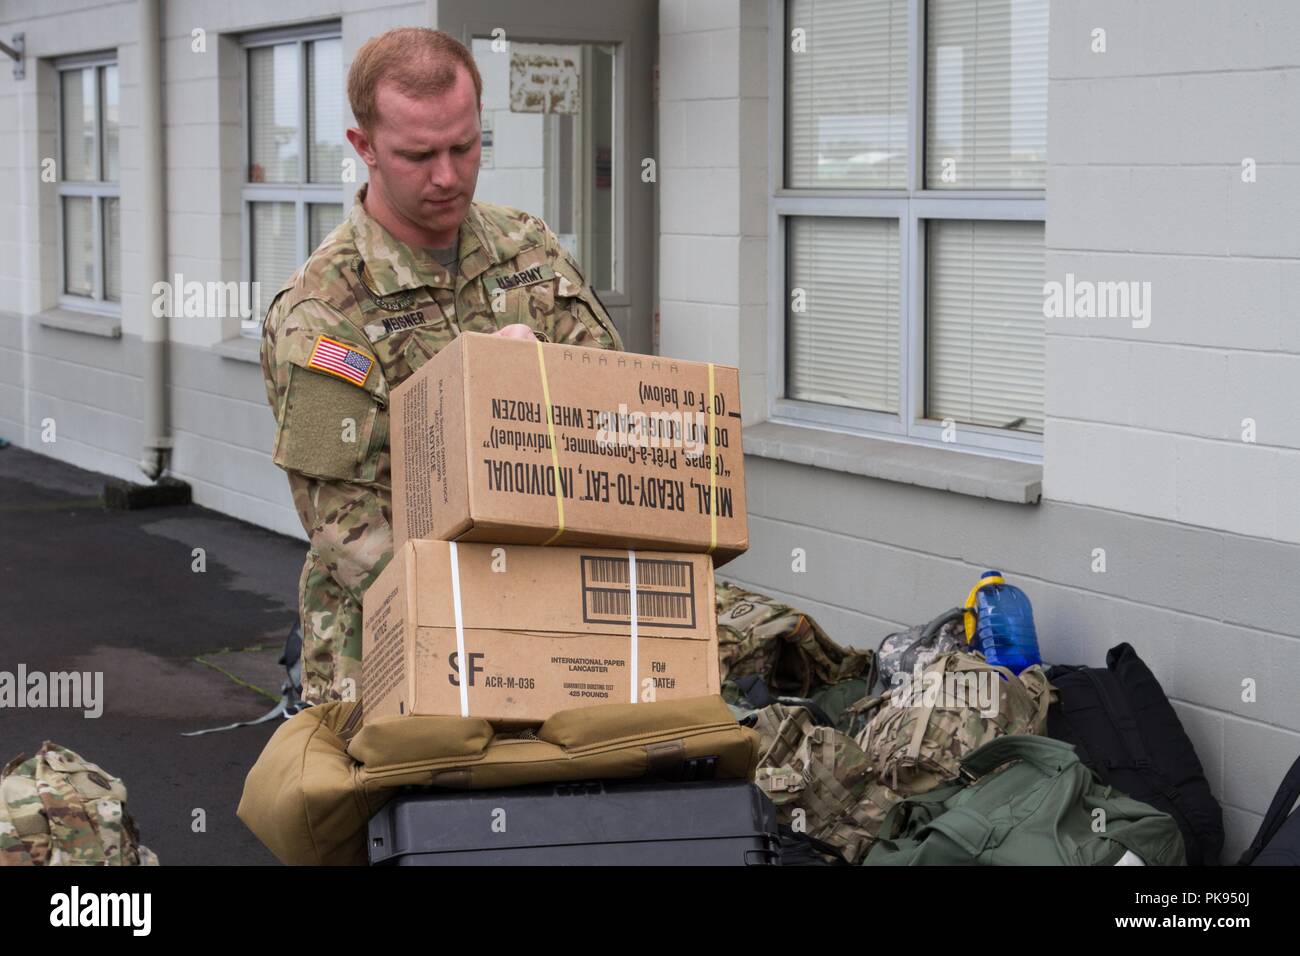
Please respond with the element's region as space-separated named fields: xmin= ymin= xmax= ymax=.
xmin=583 ymin=556 xmax=689 ymax=589
xmin=581 ymin=556 xmax=696 ymax=629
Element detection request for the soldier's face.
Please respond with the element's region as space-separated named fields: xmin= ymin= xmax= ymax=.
xmin=361 ymin=69 xmax=481 ymax=239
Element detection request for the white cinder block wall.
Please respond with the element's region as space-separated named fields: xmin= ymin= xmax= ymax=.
xmin=0 ymin=3 xmax=141 ymax=469
xmin=1043 ymin=0 xmax=1300 ymax=545
xmin=0 ymin=0 xmax=428 ymax=541
xmin=662 ymin=0 xmax=1300 ymax=862
xmin=657 ymin=0 xmax=767 ymax=412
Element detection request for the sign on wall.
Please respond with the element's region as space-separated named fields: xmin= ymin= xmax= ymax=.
xmin=509 ymin=43 xmax=581 ymax=114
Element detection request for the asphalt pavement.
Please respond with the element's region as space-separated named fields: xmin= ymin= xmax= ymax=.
xmin=0 ymin=444 xmax=308 ymax=865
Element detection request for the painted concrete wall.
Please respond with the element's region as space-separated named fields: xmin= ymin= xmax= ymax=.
xmin=653 ymin=0 xmax=1300 ymax=862
xmin=0 ymin=0 xmax=429 ymax=540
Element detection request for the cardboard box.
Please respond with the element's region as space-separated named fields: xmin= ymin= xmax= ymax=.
xmin=390 ymin=333 xmax=748 ymax=564
xmin=361 ymin=539 xmax=720 ymax=724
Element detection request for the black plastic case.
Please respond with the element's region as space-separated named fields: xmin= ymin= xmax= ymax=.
xmin=368 ymin=779 xmax=780 ymax=866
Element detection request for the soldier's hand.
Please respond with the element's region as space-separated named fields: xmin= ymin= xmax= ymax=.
xmin=493 ymin=323 xmax=537 ymax=341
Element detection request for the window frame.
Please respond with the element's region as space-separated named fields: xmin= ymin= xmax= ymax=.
xmin=54 ymin=52 xmax=120 ymax=316
xmin=768 ymin=0 xmax=1046 ymax=461
xmin=239 ymin=22 xmax=345 ymax=335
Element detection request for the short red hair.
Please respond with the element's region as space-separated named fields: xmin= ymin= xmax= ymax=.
xmin=347 ymin=28 xmax=482 ymax=132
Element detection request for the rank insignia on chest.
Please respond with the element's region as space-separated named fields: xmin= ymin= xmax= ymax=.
xmin=307 ymin=335 xmax=375 ymax=387
xmin=353 ymin=256 xmax=417 ymax=311
xmin=484 ymin=263 xmax=556 ymax=293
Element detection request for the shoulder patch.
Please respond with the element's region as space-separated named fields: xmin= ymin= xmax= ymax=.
xmin=307 ymin=335 xmax=375 ymax=387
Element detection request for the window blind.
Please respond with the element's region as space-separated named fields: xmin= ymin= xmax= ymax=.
xmin=926 ymin=219 xmax=1045 ymax=433
xmin=62 ymin=69 xmax=96 ymax=182
xmin=785 ymin=0 xmax=909 ymax=188
xmin=307 ymin=38 xmax=343 ymax=184
xmin=103 ymin=197 xmax=120 ymax=302
xmin=309 ymin=203 xmax=344 ymax=251
xmin=926 ymin=0 xmax=1048 ymax=189
xmin=249 ymin=44 xmax=300 ymax=183
xmin=251 ymin=202 xmax=299 ymax=290
xmin=63 ymin=197 xmax=95 ymax=296
xmin=787 ymin=216 xmax=900 ymax=413
xmin=101 ymin=65 xmax=120 ymax=183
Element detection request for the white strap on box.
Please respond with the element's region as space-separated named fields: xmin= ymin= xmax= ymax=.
xmin=447 ymin=543 xmax=640 ymax=715
xmin=449 ymin=541 xmax=470 ymax=718
xmin=628 ymin=549 xmax=639 ymax=704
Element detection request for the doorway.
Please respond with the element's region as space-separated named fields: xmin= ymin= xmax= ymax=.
xmin=439 ymin=0 xmax=658 ymax=354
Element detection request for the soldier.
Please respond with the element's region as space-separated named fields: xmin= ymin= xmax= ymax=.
xmin=260 ymin=28 xmax=623 ymax=705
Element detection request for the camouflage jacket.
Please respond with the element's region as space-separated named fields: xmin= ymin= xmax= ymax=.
xmin=261 ymin=184 xmax=623 ymax=703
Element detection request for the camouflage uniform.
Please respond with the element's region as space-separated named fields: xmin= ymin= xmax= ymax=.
xmin=749 ymin=704 xmax=883 ymax=864
xmin=0 ymin=743 xmax=159 ymax=866
xmin=853 ymin=651 xmax=1055 ymax=795
xmin=261 ymin=184 xmax=623 ymax=704
xmin=716 ymin=581 xmax=876 ymax=697
xmin=740 ymin=651 xmax=1056 ymax=863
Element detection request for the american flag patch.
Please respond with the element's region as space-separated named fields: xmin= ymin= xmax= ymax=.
xmin=307 ymin=335 xmax=374 ymax=387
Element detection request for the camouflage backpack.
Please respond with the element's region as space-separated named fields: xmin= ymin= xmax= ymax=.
xmin=746 ymin=704 xmax=895 ymax=864
xmin=851 ymin=651 xmax=1055 ymax=797
xmin=875 ymin=607 xmax=967 ymax=690
xmin=0 ymin=743 xmax=159 ymax=866
xmin=717 ymin=582 xmax=876 ymax=698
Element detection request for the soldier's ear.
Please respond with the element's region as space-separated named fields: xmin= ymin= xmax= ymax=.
xmin=346 ymin=126 xmax=378 ymax=167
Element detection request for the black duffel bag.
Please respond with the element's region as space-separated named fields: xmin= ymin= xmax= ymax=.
xmin=1238 ymin=753 xmax=1300 ymax=866
xmin=1047 ymin=642 xmax=1224 ymax=865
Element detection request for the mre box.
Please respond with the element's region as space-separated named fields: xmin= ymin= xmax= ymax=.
xmin=389 ymin=333 xmax=748 ymax=564
xmin=361 ymin=539 xmax=720 ymax=724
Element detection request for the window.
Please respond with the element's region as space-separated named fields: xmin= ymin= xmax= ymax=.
xmin=241 ymin=24 xmax=345 ymax=333
xmin=56 ymin=55 xmax=120 ymax=312
xmin=775 ymin=0 xmax=1047 ymax=459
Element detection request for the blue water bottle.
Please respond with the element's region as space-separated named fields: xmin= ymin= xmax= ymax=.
xmin=963 ymin=570 xmax=1042 ymax=673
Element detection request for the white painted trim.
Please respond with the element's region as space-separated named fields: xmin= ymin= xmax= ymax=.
xmin=239 ymin=32 xmax=345 ymax=333
xmin=52 ymin=50 xmax=116 ymax=70
xmin=239 ymin=21 xmax=342 ymax=49
xmin=55 ymin=61 xmax=119 ymax=308
xmin=766 ymin=0 xmax=1047 ymax=464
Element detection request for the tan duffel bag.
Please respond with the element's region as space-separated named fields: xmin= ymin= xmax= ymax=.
xmin=238 ymin=695 xmax=761 ymax=866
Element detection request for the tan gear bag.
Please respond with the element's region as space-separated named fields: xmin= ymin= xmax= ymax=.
xmin=238 ymin=695 xmax=760 ymax=866
xmin=852 ymin=651 xmax=1055 ymax=796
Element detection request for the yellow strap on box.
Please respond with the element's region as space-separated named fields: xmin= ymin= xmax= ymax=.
xmin=535 ymin=341 xmax=566 ymax=545
xmin=707 ymin=363 xmax=717 ymax=554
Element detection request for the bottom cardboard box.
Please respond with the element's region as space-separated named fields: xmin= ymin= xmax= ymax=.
xmin=361 ymin=539 xmax=720 ymax=724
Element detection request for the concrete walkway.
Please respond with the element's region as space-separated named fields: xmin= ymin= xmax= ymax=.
xmin=0 ymin=445 xmax=308 ymax=865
